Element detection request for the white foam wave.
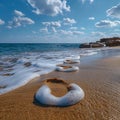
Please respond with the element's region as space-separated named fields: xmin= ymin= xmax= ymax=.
xmin=0 ymin=49 xmax=100 ymax=95
xmin=35 ymin=83 xmax=84 ymax=106
xmin=56 ymin=66 xmax=79 ymax=72
xmin=80 ymin=51 xmax=97 ymax=56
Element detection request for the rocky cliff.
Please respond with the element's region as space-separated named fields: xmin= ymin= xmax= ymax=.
xmin=79 ymin=37 xmax=120 ymax=48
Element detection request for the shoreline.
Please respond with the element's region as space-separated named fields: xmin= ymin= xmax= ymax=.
xmin=0 ymin=55 xmax=120 ymax=120
xmin=1 ymin=46 xmax=120 ymax=95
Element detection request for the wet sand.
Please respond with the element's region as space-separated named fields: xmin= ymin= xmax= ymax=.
xmin=0 ymin=56 xmax=120 ymax=120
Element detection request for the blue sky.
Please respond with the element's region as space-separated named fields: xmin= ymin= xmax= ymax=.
xmin=0 ymin=0 xmax=120 ymax=43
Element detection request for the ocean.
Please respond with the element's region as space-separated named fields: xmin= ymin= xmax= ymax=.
xmin=0 ymin=43 xmax=120 ymax=95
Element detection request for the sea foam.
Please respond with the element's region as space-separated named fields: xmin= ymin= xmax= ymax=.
xmin=35 ymin=83 xmax=84 ymax=106
xmin=0 ymin=47 xmax=100 ymax=95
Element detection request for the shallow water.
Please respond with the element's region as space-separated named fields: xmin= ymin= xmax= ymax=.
xmin=0 ymin=43 xmax=120 ymax=94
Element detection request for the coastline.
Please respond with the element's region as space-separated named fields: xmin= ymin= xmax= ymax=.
xmin=0 ymin=54 xmax=120 ymax=120
xmin=1 ymin=45 xmax=120 ymax=95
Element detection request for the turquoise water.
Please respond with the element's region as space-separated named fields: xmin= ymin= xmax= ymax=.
xmin=0 ymin=43 xmax=80 ymax=55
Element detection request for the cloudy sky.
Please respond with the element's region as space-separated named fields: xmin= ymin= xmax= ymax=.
xmin=0 ymin=0 xmax=120 ymax=43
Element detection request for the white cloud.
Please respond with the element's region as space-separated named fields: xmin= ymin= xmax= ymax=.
xmin=90 ymin=0 xmax=94 ymax=3
xmin=42 ymin=21 xmax=61 ymax=33
xmin=63 ymin=18 xmax=76 ymax=25
xmin=73 ymin=31 xmax=84 ymax=35
xmin=7 ymin=26 xmax=12 ymax=29
xmin=42 ymin=18 xmax=76 ymax=31
xmin=60 ymin=30 xmax=84 ymax=35
xmin=40 ymin=27 xmax=48 ymax=33
xmin=91 ymin=31 xmax=105 ymax=37
xmin=27 ymin=0 xmax=70 ymax=16
xmin=14 ymin=10 xmax=24 ymax=16
xmin=81 ymin=27 xmax=86 ymax=30
xmin=70 ymin=27 xmax=77 ymax=30
xmin=106 ymin=3 xmax=120 ymax=18
xmin=95 ymin=20 xmax=120 ymax=28
xmin=81 ymin=0 xmax=94 ymax=4
xmin=0 ymin=19 xmax=5 ymax=25
xmin=8 ymin=10 xmax=35 ymax=28
xmin=52 ymin=27 xmax=57 ymax=33
xmin=41 ymin=18 xmax=76 ymax=34
xmin=88 ymin=17 xmax=95 ymax=20
xmin=42 ymin=21 xmax=61 ymax=27
xmin=60 ymin=30 xmax=73 ymax=35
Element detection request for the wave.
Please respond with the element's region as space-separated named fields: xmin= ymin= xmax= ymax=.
xmin=0 ymin=48 xmax=103 ymax=95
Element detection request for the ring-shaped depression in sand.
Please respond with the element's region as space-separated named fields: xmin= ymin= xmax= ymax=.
xmin=56 ymin=65 xmax=79 ymax=72
xmin=35 ymin=82 xmax=84 ymax=106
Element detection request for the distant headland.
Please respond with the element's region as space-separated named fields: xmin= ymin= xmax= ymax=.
xmin=80 ymin=37 xmax=120 ymax=48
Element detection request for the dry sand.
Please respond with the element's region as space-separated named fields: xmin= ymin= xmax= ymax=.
xmin=0 ymin=56 xmax=120 ymax=120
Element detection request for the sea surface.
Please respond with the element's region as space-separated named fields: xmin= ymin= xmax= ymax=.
xmin=0 ymin=43 xmax=120 ymax=95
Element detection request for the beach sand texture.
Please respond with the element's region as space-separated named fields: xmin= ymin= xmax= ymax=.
xmin=0 ymin=56 xmax=120 ymax=120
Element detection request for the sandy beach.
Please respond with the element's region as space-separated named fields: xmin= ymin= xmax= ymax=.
xmin=0 ymin=55 xmax=120 ymax=120
xmin=1 ymin=0 xmax=120 ymax=119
